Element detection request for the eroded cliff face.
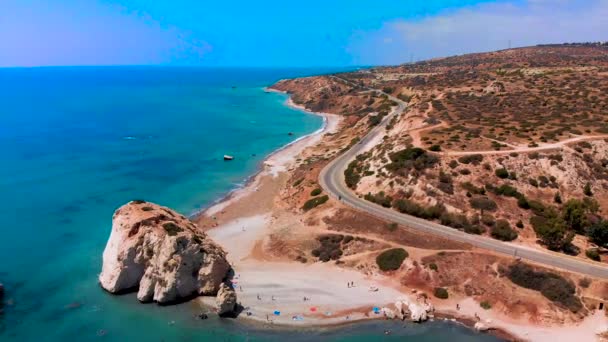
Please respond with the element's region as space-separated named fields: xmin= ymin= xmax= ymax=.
xmin=99 ymin=201 xmax=231 ymax=304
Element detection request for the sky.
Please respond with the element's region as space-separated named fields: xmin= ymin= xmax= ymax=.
xmin=0 ymin=0 xmax=606 ymax=67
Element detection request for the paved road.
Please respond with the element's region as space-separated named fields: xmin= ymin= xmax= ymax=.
xmin=319 ymin=86 xmax=608 ymax=279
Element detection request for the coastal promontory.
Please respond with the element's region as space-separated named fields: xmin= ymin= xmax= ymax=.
xmin=99 ymin=200 xmax=232 ymax=305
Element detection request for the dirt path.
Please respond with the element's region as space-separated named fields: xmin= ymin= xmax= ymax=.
xmin=444 ymin=134 xmax=608 ymax=156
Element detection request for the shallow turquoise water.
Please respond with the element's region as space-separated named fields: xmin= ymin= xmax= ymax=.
xmin=0 ymin=67 xmax=501 ymax=341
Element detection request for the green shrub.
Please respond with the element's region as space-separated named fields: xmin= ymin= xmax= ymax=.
xmin=495 ymin=168 xmax=509 ymax=179
xmin=516 ymin=220 xmax=524 ymax=228
xmin=458 ymin=154 xmax=483 ymax=165
xmin=465 ymin=224 xmax=485 ymax=235
xmin=434 ymin=287 xmax=449 ymax=299
xmin=310 ymin=188 xmax=322 ymax=196
xmin=480 ymin=301 xmax=492 ymax=310
xmin=364 ymin=191 xmax=393 ymax=208
xmin=584 ymin=182 xmax=593 ymax=196
xmin=588 ymin=220 xmax=608 ymax=247
xmin=481 ymin=214 xmax=496 ymax=227
xmin=302 ymin=195 xmax=329 ymax=211
xmin=386 ymin=147 xmax=438 ymax=173
xmin=507 ymin=263 xmax=582 ymax=312
xmin=469 ymin=196 xmax=497 ymax=212
xmin=429 ymin=144 xmax=442 ymax=152
xmin=393 ymin=199 xmax=445 ymax=220
xmin=162 ymin=222 xmax=183 ymax=236
xmin=429 ymin=263 xmax=438 ymax=271
xmin=313 ymin=234 xmax=348 ymax=262
xmin=491 ymin=220 xmax=518 ymax=241
xmin=586 ymin=248 xmax=600 ymax=261
xmin=386 ymin=222 xmax=398 ymax=232
xmin=376 ymin=248 xmax=408 ymax=271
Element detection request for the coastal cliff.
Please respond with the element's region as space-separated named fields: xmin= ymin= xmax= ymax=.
xmin=99 ymin=200 xmax=232 ymax=305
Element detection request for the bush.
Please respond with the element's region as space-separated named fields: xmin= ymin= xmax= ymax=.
xmin=393 ymin=199 xmax=445 ymax=220
xmin=376 ymin=248 xmax=408 ymax=271
xmin=491 ymin=220 xmax=518 ymax=241
xmin=434 ymin=287 xmax=449 ymax=299
xmin=588 ymin=220 xmax=608 ymax=247
xmin=469 ymin=196 xmax=497 ymax=212
xmin=481 ymin=214 xmax=496 ymax=227
xmin=313 ymin=234 xmax=348 ymax=262
xmin=142 ymin=206 xmax=154 ymax=211
xmin=429 ymin=263 xmax=438 ymax=271
xmin=584 ymin=182 xmax=593 ymax=196
xmin=364 ymin=192 xmax=393 ymax=208
xmin=531 ymin=215 xmax=573 ymax=250
xmin=579 ymin=278 xmax=591 ymax=288
xmin=480 ymin=301 xmax=492 ymax=310
xmin=586 ymin=248 xmax=600 ymax=261
xmin=440 ymin=213 xmax=471 ymax=230
xmin=386 ymin=223 xmax=398 ymax=232
xmin=506 ymin=263 xmax=582 ymax=312
xmin=310 ymin=188 xmax=322 ymax=196
xmin=458 ymin=154 xmax=483 ymax=165
xmin=387 ymin=147 xmax=438 ymax=174
xmin=495 ymin=168 xmax=509 ymax=179
xmin=344 ymin=160 xmax=362 ymax=189
xmin=429 ymin=144 xmax=442 ymax=152
xmin=302 ymin=195 xmax=329 ymax=211
xmin=465 ymin=224 xmax=485 ymax=235
xmin=516 ymin=220 xmax=524 ymax=228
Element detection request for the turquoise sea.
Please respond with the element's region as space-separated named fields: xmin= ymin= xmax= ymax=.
xmin=0 ymin=67 xmax=502 ymax=341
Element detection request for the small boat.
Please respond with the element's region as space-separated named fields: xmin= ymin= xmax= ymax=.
xmin=223 ymin=155 xmax=234 ymax=161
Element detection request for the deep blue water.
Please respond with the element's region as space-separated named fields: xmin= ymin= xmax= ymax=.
xmin=0 ymin=67 xmax=502 ymax=341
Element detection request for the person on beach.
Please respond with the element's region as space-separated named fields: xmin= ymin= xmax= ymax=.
xmin=257 ymin=294 xmax=261 ymax=300
xmin=456 ymin=303 xmax=460 ymax=310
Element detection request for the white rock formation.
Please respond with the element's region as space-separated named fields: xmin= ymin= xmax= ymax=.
xmin=99 ymin=201 xmax=231 ymax=304
xmin=395 ymin=297 xmax=435 ymax=322
xmin=216 ymin=283 xmax=237 ymax=316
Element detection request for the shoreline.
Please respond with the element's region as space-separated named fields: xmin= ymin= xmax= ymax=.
xmin=191 ymin=83 xmax=604 ymax=342
xmin=191 ymin=86 xmax=331 ymax=219
xmin=196 ymin=86 xmax=336 ymax=218
xmin=192 ymin=87 xmax=512 ymax=338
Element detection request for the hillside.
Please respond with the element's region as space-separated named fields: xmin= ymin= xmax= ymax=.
xmin=274 ymin=44 xmax=608 ymax=262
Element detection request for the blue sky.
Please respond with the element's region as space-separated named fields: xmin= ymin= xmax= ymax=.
xmin=1 ymin=0 xmax=605 ymax=67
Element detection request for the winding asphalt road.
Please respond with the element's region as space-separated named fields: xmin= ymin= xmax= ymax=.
xmin=318 ymin=86 xmax=608 ymax=279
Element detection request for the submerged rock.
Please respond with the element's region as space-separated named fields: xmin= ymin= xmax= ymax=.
xmin=216 ymin=283 xmax=237 ymax=316
xmin=0 ymin=282 xmax=4 ymax=301
xmin=99 ymin=201 xmax=232 ymax=304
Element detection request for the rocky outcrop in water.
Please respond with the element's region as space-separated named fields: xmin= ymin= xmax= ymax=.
xmin=0 ymin=282 xmax=4 ymax=301
xmin=216 ymin=283 xmax=237 ymax=316
xmin=99 ymin=201 xmax=232 ymax=304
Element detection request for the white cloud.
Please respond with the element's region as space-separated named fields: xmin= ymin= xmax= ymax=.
xmin=351 ymin=0 xmax=608 ymax=65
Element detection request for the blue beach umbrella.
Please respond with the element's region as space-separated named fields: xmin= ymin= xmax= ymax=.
xmin=274 ymin=310 xmax=281 ymax=316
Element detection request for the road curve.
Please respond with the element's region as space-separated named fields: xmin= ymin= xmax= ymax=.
xmin=319 ymin=89 xmax=608 ymax=279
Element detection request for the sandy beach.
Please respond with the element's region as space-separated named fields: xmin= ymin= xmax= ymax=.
xmin=194 ymin=93 xmax=608 ymax=342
